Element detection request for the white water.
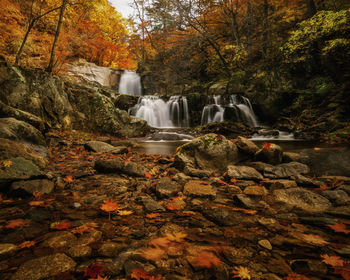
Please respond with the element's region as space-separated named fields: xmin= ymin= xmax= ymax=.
xmin=129 ymin=96 xmax=190 ymax=128
xmin=201 ymin=95 xmax=259 ymax=127
xmin=118 ymin=70 xmax=142 ymax=95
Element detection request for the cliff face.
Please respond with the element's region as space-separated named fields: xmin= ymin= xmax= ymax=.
xmin=0 ymin=60 xmax=149 ymax=144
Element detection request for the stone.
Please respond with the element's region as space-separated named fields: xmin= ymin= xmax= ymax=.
xmin=142 ymin=197 xmax=166 ymax=213
xmin=95 ymin=159 xmax=146 ymax=177
xmin=261 ymin=179 xmax=297 ymax=190
xmin=67 ymin=245 xmax=92 ymax=258
xmin=183 ymin=166 xmax=212 ymax=178
xmin=172 ymin=172 xmax=192 ymax=185
xmin=41 ymin=231 xmax=77 ymax=249
xmin=98 ymin=242 xmax=126 ymax=257
xmin=227 ymin=165 xmax=263 ymax=180
xmin=84 ymin=141 xmax=128 ymax=154
xmin=244 ymin=185 xmax=268 ymax=196
xmin=321 ymin=190 xmax=350 ymax=205
xmin=0 ymin=118 xmax=45 ymax=145
xmin=291 ymin=174 xmax=321 ymax=187
xmin=183 ymin=180 xmax=216 ymax=199
xmin=282 ymin=152 xmax=304 ymax=163
xmin=11 ymin=179 xmax=54 ymax=196
xmin=10 ymin=253 xmax=76 ymax=280
xmin=235 ymin=136 xmax=260 ymax=155
xmin=174 ymin=134 xmax=241 ymax=174
xmin=264 ymin=162 xmax=310 ymax=179
xmin=235 ymin=194 xmax=266 ymax=210
xmin=0 ymin=207 xmax=25 ymax=220
xmin=267 ymin=258 xmax=292 ymax=275
xmin=326 ymin=206 xmax=350 ymax=219
xmin=77 ymin=230 xmax=102 ymax=246
xmin=222 ymin=247 xmax=253 ymax=265
xmin=156 ymin=178 xmax=182 ymax=198
xmin=247 ymin=161 xmax=274 ymax=172
xmin=338 ymin=185 xmax=350 ymax=195
xmin=0 ymin=157 xmax=41 ymax=185
xmin=0 ymin=244 xmax=18 ymax=257
xmin=255 ymin=143 xmax=283 ymax=164
xmin=258 ymin=240 xmax=272 ymax=250
xmin=335 ymin=245 xmax=350 ymax=257
xmin=0 ymin=138 xmax=47 ymax=168
xmin=273 ymin=188 xmax=331 ymax=213
xmin=201 ymin=206 xmax=250 ymax=226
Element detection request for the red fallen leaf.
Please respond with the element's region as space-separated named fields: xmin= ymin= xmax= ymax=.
xmin=5 ymin=219 xmax=26 ymax=229
xmin=18 ymin=240 xmax=36 ymax=249
xmin=50 ymin=221 xmax=72 ymax=230
xmin=194 ymin=251 xmax=222 ymax=268
xmin=327 ymin=223 xmax=350 ymax=234
xmin=321 ymin=254 xmax=344 ymax=267
xmin=263 ymin=142 xmax=272 ymax=150
xmin=144 ymin=172 xmax=152 ymax=179
xmin=84 ymin=263 xmax=105 ymax=278
xmin=146 ymin=213 xmax=161 ymax=219
xmin=130 ymin=269 xmax=162 ymax=280
xmin=100 ymin=199 xmax=118 ymax=213
xmin=284 ymin=273 xmax=312 ymax=280
xmin=217 ymin=179 xmax=228 ymax=186
xmin=199 ymin=180 xmax=209 ymax=185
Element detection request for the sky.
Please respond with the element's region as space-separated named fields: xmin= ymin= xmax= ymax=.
xmin=109 ymin=0 xmax=135 ymax=18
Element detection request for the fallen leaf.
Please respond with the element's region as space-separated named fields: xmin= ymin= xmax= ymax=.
xmin=29 ymin=200 xmax=46 ymax=207
xmin=100 ymin=199 xmax=118 ymax=213
xmin=50 ymin=221 xmax=72 ymax=230
xmin=263 ymin=142 xmax=271 ymax=150
xmin=117 ymin=210 xmax=133 ymax=216
xmin=71 ymin=224 xmax=92 ymax=235
xmin=146 ymin=213 xmax=161 ymax=219
xmin=84 ymin=263 xmax=104 ymax=279
xmin=165 ymin=232 xmax=187 ymax=243
xmin=321 ymin=254 xmax=344 ymax=267
xmin=141 ymin=247 xmax=166 ymax=261
xmin=283 ymin=273 xmax=312 ymax=280
xmin=334 ymin=263 xmax=350 ymax=280
xmin=195 ymin=251 xmax=222 ymax=268
xmin=148 ymin=237 xmax=170 ymax=248
xmin=298 ymin=233 xmax=329 ymax=246
xmin=63 ymin=175 xmax=74 ymax=183
xmin=5 ymin=219 xmax=26 ymax=229
xmin=144 ymin=172 xmax=152 ymax=179
xmin=2 ymin=160 xmax=13 ymax=168
xmin=232 ymin=266 xmax=251 ymax=279
xmin=18 ymin=240 xmax=35 ymax=249
xmin=313 ymin=147 xmax=323 ymax=152
xmin=327 ymin=223 xmax=350 ymax=234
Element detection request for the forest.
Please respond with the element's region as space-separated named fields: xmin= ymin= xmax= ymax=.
xmin=0 ymin=0 xmax=350 ymax=280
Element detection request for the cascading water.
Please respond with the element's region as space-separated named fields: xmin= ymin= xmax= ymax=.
xmin=118 ymin=70 xmax=142 ymax=95
xmin=201 ymin=94 xmax=259 ymax=127
xmin=129 ymin=96 xmax=190 ymax=128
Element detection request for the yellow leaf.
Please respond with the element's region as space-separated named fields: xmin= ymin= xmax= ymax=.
xmin=232 ymin=266 xmax=251 ymax=279
xmin=117 ymin=210 xmax=133 ymax=216
xmin=2 ymin=160 xmax=13 ymax=168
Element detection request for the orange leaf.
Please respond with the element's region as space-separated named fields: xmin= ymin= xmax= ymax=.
xmin=313 ymin=147 xmax=323 ymax=152
xmin=50 ymin=221 xmax=72 ymax=230
xmin=100 ymin=199 xmax=118 ymax=212
xmin=29 ymin=200 xmax=46 ymax=207
xmin=216 ymin=179 xmax=228 ymax=186
xmin=298 ymin=233 xmax=329 ymax=246
xmin=144 ymin=172 xmax=152 ymax=179
xmin=5 ymin=219 xmax=26 ymax=229
xmin=146 ymin=213 xmax=161 ymax=219
xmin=327 ymin=223 xmax=350 ymax=234
xmin=199 ymin=180 xmax=209 ymax=185
xmin=18 ymin=240 xmax=35 ymax=249
xmin=71 ymin=224 xmax=92 ymax=235
xmin=321 ymin=254 xmax=344 ymax=267
xmin=165 ymin=232 xmax=187 ymax=243
xmin=141 ymin=247 xmax=166 ymax=261
xmin=148 ymin=237 xmax=170 ymax=248
xmin=195 ymin=251 xmax=222 ymax=268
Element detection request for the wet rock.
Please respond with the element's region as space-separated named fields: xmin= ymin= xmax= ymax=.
xmin=0 ymin=244 xmax=18 ymax=257
xmin=98 ymin=242 xmax=125 ymax=257
xmin=326 ymin=206 xmax=350 ymax=219
xmin=267 ymin=258 xmax=292 ymax=275
xmin=41 ymin=231 xmax=77 ymax=249
xmin=26 ymin=208 xmax=52 ymax=222
xmin=67 ymin=245 xmax=92 ymax=258
xmin=150 ymin=131 xmax=194 ymax=141
xmin=291 ymin=174 xmax=321 ymax=187
xmin=172 ymin=172 xmax=191 ymax=185
xmin=255 ymin=143 xmax=283 ymax=164
xmin=247 ymin=161 xmax=273 ymax=172
xmin=201 ymin=206 xmax=248 ymax=226
xmin=85 ymin=141 xmax=128 ymax=154
xmin=235 ymin=136 xmax=259 ymax=155
xmin=174 ymin=134 xmax=241 ymax=173
xmin=299 ymin=216 xmax=339 ymax=226
xmin=235 ymin=194 xmax=266 ymax=210
xmin=261 ymin=179 xmax=297 ymax=190
xmin=338 ymin=185 xmax=350 ymax=195
xmin=273 ymin=188 xmax=331 ymax=213
xmin=124 ymin=260 xmax=156 ymax=277
xmin=0 ymin=138 xmax=47 ymax=168
xmin=183 ymin=166 xmax=212 ymax=178
xmin=0 ymin=157 xmax=41 ymax=185
xmin=142 ymin=197 xmax=166 ymax=212
xmin=10 ymin=253 xmax=76 ymax=280
xmin=77 ymin=230 xmax=102 ymax=246
xmin=95 ymin=159 xmax=146 ymax=177
xmin=223 ymin=247 xmax=253 ymax=265
xmin=244 ymin=185 xmax=268 ymax=196
xmin=258 ymin=239 xmax=272 ymax=250
xmin=321 ymin=190 xmax=350 ymax=205
xmin=156 ymin=178 xmax=182 ymax=198
xmin=0 ymin=117 xmax=45 ymax=145
xmin=264 ymin=162 xmax=310 ymax=179
xmin=282 ymin=152 xmax=304 ymax=163
xmin=183 ymin=180 xmax=216 ymax=199
xmin=10 ymin=179 xmax=54 ymax=196
xmin=335 ymin=245 xmax=350 ymax=257
xmin=227 ymin=165 xmax=263 ymax=180
xmin=0 ymin=207 xmax=25 ymax=220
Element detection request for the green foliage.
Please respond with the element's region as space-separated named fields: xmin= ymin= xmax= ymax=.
xmin=281 ymin=9 xmax=350 ymax=67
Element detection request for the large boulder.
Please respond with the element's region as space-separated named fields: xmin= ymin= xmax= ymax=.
xmin=174 ymin=134 xmax=241 ymax=174
xmin=0 ymin=118 xmax=45 ymax=145
xmin=255 ymin=143 xmax=283 ymax=164
xmin=0 ymin=138 xmax=47 ymax=168
xmin=264 ymin=162 xmax=310 ymax=179
xmin=66 ymin=82 xmax=150 ymax=137
xmin=0 ymin=64 xmax=75 ymax=129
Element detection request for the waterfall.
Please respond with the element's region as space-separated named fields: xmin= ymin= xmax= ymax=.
xmin=201 ymin=94 xmax=259 ymax=127
xmin=129 ymin=96 xmax=190 ymax=128
xmin=118 ymin=70 xmax=142 ymax=95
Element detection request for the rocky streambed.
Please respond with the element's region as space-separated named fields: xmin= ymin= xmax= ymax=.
xmin=0 ymin=131 xmax=350 ymax=280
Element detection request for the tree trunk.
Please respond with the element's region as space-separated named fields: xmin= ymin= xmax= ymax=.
xmin=262 ymin=0 xmax=269 ymax=56
xmin=47 ymin=0 xmax=67 ymax=73
xmin=307 ymin=0 xmax=317 ymax=18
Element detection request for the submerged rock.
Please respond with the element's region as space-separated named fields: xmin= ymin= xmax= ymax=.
xmin=11 ymin=179 xmax=54 ymax=196
xmin=264 ymin=162 xmax=310 ymax=179
xmin=227 ymin=165 xmax=263 ymax=180
xmin=95 ymin=159 xmax=146 ymax=177
xmin=85 ymin=141 xmax=128 ymax=154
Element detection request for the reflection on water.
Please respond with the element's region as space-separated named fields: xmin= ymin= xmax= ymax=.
xmin=135 ymin=141 xmax=187 ymax=155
